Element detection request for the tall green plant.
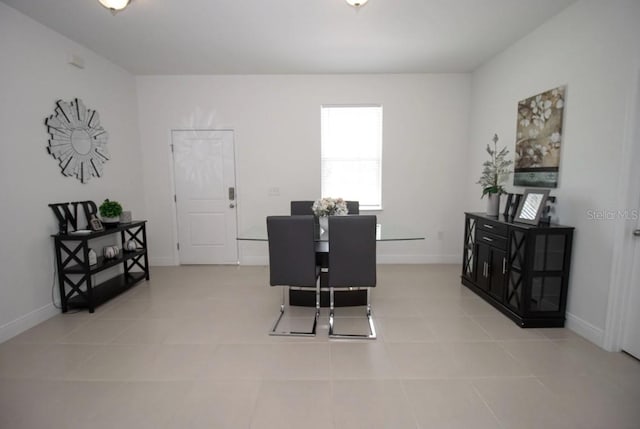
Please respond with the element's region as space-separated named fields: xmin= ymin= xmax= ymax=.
xmin=477 ymin=134 xmax=513 ymax=198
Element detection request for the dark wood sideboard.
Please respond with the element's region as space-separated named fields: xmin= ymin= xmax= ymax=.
xmin=461 ymin=212 xmax=574 ymax=327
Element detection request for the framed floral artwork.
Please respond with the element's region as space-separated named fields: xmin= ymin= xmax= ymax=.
xmin=514 ymin=86 xmax=565 ymax=187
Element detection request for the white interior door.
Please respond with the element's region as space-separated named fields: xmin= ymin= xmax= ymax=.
xmin=623 ymin=228 xmax=640 ymax=359
xmin=172 ymin=130 xmax=238 ymax=264
xmin=621 ymin=70 xmax=640 ymax=359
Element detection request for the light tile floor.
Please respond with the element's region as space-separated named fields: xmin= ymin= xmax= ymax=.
xmin=1 ymin=264 xmax=639 ymax=428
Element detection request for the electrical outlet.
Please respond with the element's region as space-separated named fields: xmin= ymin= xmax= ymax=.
xmin=267 ymin=187 xmax=280 ymax=197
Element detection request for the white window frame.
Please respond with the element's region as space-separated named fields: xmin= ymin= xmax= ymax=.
xmin=320 ymin=104 xmax=383 ymax=210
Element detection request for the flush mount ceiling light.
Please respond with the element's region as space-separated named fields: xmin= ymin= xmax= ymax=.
xmin=345 ymin=0 xmax=369 ymax=8
xmin=98 ymin=0 xmax=132 ymax=14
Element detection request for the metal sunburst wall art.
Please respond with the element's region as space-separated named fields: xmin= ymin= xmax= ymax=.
xmin=45 ymin=98 xmax=110 ymax=183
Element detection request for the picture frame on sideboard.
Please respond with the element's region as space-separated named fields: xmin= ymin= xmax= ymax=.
xmin=514 ymin=189 xmax=550 ymax=225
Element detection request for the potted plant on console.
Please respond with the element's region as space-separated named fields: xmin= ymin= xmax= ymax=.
xmin=477 ymin=134 xmax=513 ymax=216
xmin=99 ymin=199 xmax=123 ymax=227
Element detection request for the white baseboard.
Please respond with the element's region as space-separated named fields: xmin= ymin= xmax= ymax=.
xmin=0 ymin=303 xmax=59 ymax=344
xmin=241 ymin=256 xmax=269 ymax=265
xmin=565 ymin=311 xmax=605 ymax=348
xmin=149 ymin=256 xmax=175 ymax=266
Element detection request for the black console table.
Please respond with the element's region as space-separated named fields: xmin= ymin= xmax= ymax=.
xmin=461 ymin=212 xmax=574 ymax=327
xmin=52 ymin=221 xmax=150 ymax=313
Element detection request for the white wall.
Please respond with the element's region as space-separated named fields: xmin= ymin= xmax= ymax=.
xmin=136 ymin=74 xmax=471 ymax=266
xmin=467 ymin=0 xmax=640 ymax=346
xmin=0 ymin=3 xmax=145 ymax=342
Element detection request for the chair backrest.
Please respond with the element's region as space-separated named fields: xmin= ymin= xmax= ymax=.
xmin=346 ymin=201 xmax=360 ymax=214
xmin=267 ymin=215 xmax=317 ymax=287
xmin=328 ymin=215 xmax=376 ymax=288
xmin=290 ymin=201 xmax=315 ymax=215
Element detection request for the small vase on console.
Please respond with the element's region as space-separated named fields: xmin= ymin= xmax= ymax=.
xmin=101 ymin=216 xmax=120 ymax=227
xmin=486 ymin=194 xmax=500 ymax=216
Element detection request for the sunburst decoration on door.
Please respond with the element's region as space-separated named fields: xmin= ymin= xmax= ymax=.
xmin=45 ymin=98 xmax=110 ymax=183
xmin=172 ymin=130 xmax=223 ymax=188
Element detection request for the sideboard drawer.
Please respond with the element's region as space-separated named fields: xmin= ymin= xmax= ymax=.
xmin=476 ymin=219 xmax=508 ymax=237
xmin=476 ymin=229 xmax=507 ymax=250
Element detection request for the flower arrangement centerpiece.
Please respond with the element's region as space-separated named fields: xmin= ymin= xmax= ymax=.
xmin=477 ymin=134 xmax=513 ymax=216
xmin=311 ymin=197 xmax=349 ymax=217
xmin=312 ymin=197 xmax=348 ymax=232
xmin=312 ymin=197 xmax=348 ymax=217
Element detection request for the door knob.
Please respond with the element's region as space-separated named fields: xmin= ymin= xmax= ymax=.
xmin=229 ymin=203 xmax=235 ymax=208
xmin=633 ymin=229 xmax=640 ymax=237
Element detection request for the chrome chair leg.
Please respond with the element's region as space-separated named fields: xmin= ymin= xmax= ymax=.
xmin=328 ymin=288 xmax=376 ymax=340
xmin=270 ymin=280 xmax=319 ymax=337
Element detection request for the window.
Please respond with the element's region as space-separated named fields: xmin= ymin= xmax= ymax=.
xmin=320 ymin=105 xmax=383 ymax=210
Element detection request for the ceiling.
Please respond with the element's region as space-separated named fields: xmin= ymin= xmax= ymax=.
xmin=1 ymin=0 xmax=577 ymax=75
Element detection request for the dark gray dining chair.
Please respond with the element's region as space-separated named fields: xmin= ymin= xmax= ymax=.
xmin=267 ymin=215 xmax=320 ymax=336
xmin=290 ymin=200 xmax=315 ymax=215
xmin=346 ymin=200 xmax=360 ymax=214
xmin=327 ymin=215 xmax=377 ymax=339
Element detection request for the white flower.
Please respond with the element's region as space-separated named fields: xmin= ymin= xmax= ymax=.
xmin=550 ymin=132 xmax=561 ymax=143
xmin=529 ymin=128 xmax=540 ymax=138
xmin=312 ymin=197 xmax=348 ymax=216
xmin=556 ymin=99 xmax=564 ymax=109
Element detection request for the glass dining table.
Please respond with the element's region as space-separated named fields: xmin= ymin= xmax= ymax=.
xmin=238 ymin=222 xmax=424 ymax=242
xmin=237 ymin=222 xmax=425 ymax=306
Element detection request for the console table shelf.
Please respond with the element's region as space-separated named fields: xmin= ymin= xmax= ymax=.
xmin=66 ymin=272 xmax=146 ymax=310
xmin=461 ymin=212 xmax=574 ymax=328
xmin=63 ymin=249 xmax=147 ymax=274
xmin=52 ymin=221 xmax=150 ymax=313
